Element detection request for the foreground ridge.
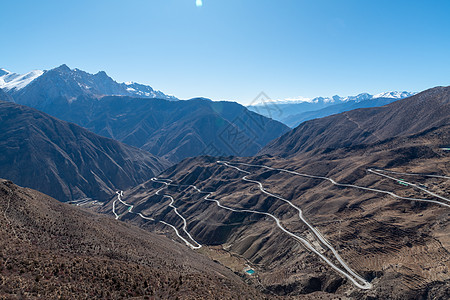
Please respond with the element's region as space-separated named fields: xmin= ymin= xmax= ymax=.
xmin=110 ymin=160 xmax=450 ymax=290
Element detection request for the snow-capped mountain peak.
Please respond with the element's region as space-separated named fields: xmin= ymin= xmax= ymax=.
xmin=0 ymin=69 xmax=44 ymax=91
xmin=251 ymin=91 xmax=416 ymax=106
xmin=121 ymin=81 xmax=177 ymax=100
xmin=0 ymin=68 xmax=11 ymax=76
xmin=341 ymin=93 xmax=372 ymax=102
xmin=1 ymin=65 xmax=178 ymax=103
xmin=373 ymin=91 xmax=415 ymax=99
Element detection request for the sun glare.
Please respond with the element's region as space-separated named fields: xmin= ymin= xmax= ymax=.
xmin=196 ymin=0 xmax=203 ymax=7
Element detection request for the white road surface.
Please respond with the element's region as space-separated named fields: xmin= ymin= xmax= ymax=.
xmin=226 ymin=162 xmax=450 ymax=208
xmin=113 ymin=186 xmax=201 ymax=250
xmin=370 ymin=169 xmax=450 ymax=180
xmin=110 ymin=160 xmax=449 ymax=290
xmin=214 ymin=161 xmax=372 ymax=289
xmin=368 ymin=169 xmax=450 ymax=206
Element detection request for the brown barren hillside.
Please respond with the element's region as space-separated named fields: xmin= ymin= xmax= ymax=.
xmin=101 ymin=87 xmax=450 ymax=299
xmin=0 ymin=179 xmax=271 ymax=299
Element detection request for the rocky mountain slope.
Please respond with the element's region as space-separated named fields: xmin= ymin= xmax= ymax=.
xmin=34 ymin=96 xmax=290 ymax=162
xmin=0 ymin=179 xmax=268 ymax=299
xmin=260 ymin=86 xmax=450 ymax=158
xmin=0 ymin=101 xmax=169 ymax=202
xmin=100 ymin=86 xmax=450 ymax=298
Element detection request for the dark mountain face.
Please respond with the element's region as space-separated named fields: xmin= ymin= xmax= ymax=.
xmin=9 ymin=65 xmax=176 ymax=109
xmin=0 ymin=88 xmax=13 ymax=102
xmin=260 ymin=86 xmax=450 ymax=158
xmin=0 ymin=179 xmax=266 ymax=299
xmin=0 ymin=101 xmax=169 ymax=202
xmin=31 ymin=96 xmax=290 ymax=162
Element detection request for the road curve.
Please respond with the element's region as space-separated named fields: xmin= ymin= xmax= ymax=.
xmin=112 ymin=188 xmax=202 ymax=250
xmin=215 ymin=161 xmax=372 ymax=289
xmin=111 ymin=160 xmax=449 ymax=289
xmin=370 ymin=169 xmax=450 ymax=180
xmin=162 ymin=193 xmax=202 ymax=250
xmin=368 ymin=169 xmax=450 ymax=205
xmin=225 ymin=162 xmax=450 ymax=209
xmin=149 ymin=169 xmax=373 ymax=289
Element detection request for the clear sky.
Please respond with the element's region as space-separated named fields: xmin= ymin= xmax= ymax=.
xmin=1 ymin=0 xmax=450 ymax=104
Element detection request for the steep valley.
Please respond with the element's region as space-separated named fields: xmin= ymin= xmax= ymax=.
xmin=1 ymin=79 xmax=449 ymax=298
xmin=98 ymin=89 xmax=450 ymax=298
xmin=3 ymin=1 xmax=450 ymax=298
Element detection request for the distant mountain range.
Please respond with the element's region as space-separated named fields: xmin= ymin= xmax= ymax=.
xmin=1 ymin=61 xmax=449 ymax=298
xmin=254 ymin=91 xmax=415 ymax=105
xmin=123 ymin=85 xmax=450 ymax=297
xmin=260 ymin=86 xmax=449 ymax=157
xmin=1 ymin=65 xmax=289 ymax=163
xmin=0 ymin=65 xmax=177 ymax=105
xmin=248 ymin=91 xmax=416 ymax=127
xmin=0 ymin=100 xmax=169 ymax=202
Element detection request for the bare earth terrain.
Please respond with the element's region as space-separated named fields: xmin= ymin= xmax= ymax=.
xmin=101 ymin=88 xmax=450 ymax=299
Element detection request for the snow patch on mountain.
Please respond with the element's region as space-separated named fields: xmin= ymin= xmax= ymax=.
xmin=119 ymin=81 xmax=177 ymax=100
xmin=1 ymin=65 xmax=178 ymax=101
xmin=373 ymin=91 xmax=416 ymax=99
xmin=0 ymin=68 xmax=10 ymax=76
xmin=251 ymin=91 xmax=416 ymax=106
xmin=0 ymin=69 xmax=44 ymax=91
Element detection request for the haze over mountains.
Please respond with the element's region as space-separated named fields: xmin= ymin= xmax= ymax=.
xmin=1 ymin=65 xmax=289 ymax=162
xmin=261 ymin=86 xmax=449 ymax=158
xmin=2 ymin=65 xmax=416 ymax=130
xmin=43 ymin=96 xmax=289 ymax=162
xmin=248 ymin=91 xmax=415 ymax=127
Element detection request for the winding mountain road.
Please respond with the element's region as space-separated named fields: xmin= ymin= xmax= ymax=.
xmin=112 ymin=187 xmax=202 ymax=250
xmin=214 ymin=161 xmax=372 ymax=289
xmin=369 ymin=169 xmax=450 ymax=180
xmin=110 ymin=160 xmax=449 ymax=290
xmin=139 ymin=165 xmax=373 ymax=289
xmin=226 ymin=162 xmax=450 ymax=208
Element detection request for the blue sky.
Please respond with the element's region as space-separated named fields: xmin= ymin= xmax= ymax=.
xmin=1 ymin=0 xmax=450 ymax=104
